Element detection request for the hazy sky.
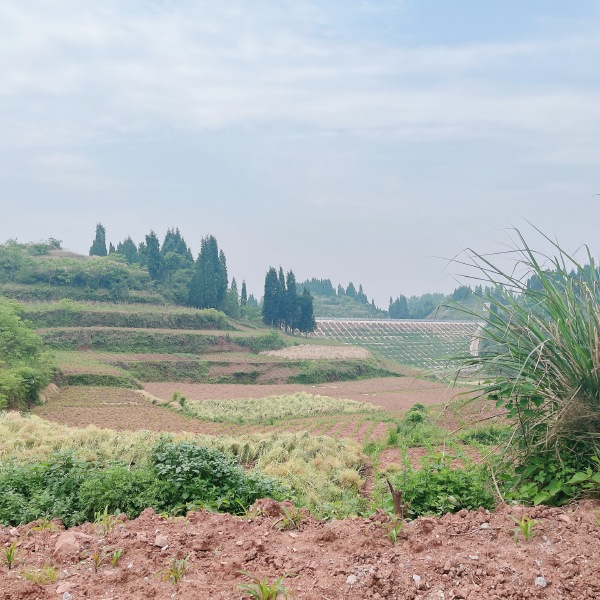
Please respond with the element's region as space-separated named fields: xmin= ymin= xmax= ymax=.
xmin=1 ymin=1 xmax=599 ymax=305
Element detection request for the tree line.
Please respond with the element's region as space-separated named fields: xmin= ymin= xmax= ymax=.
xmin=89 ymin=224 xmax=258 ymax=316
xmin=262 ymin=267 xmax=316 ymax=334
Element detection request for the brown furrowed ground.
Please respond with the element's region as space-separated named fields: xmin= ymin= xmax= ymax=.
xmin=144 ymin=376 xmax=466 ymax=413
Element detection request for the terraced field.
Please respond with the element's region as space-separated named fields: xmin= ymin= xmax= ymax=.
xmin=314 ymin=318 xmax=482 ymax=371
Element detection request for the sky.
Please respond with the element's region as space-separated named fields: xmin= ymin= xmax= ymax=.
xmin=1 ymin=1 xmax=599 ymax=306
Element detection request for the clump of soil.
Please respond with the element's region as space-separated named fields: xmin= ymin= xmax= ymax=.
xmin=2 ymin=500 xmax=600 ymax=599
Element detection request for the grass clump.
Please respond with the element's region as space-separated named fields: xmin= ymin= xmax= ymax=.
xmin=182 ymin=392 xmax=377 ymax=425
xmin=456 ymin=227 xmax=600 ymax=505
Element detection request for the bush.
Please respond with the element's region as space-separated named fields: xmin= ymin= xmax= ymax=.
xmin=152 ymin=439 xmax=283 ymax=513
xmin=389 ymin=452 xmax=494 ymax=517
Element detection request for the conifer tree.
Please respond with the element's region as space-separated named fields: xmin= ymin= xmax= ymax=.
xmin=145 ymin=231 xmax=162 ymax=280
xmin=240 ymin=280 xmax=248 ymax=306
xmin=285 ymin=270 xmax=300 ymax=332
xmin=298 ymin=288 xmax=316 ymax=335
xmin=188 ymin=235 xmax=228 ymax=309
xmin=89 ymin=223 xmax=107 ymax=256
xmin=262 ymin=267 xmax=279 ymax=326
xmin=116 ymin=237 xmax=138 ymax=263
xmin=346 ymin=282 xmax=357 ymax=297
xmin=108 ymin=242 xmax=116 ymax=254
xmin=223 ymin=277 xmax=240 ymax=318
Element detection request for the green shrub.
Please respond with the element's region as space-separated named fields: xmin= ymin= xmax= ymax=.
xmin=388 ymin=452 xmax=494 ymax=517
xmin=77 ymin=466 xmax=166 ymax=520
xmin=152 ymin=439 xmax=283 ymax=513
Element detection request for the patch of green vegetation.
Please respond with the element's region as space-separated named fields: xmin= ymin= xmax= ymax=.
xmin=287 ymin=359 xmax=396 ymax=384
xmin=0 ymin=413 xmax=367 ymax=520
xmin=387 ymin=403 xmax=448 ymax=448
xmin=40 ymin=328 xmax=285 ymax=355
xmin=117 ymin=360 xmax=210 ymax=382
xmin=20 ymin=300 xmax=232 ymax=330
xmin=457 ymin=228 xmax=600 ymax=506
xmin=0 ymin=441 xmax=283 ymax=526
xmin=0 ymin=297 xmax=53 ymax=410
xmin=385 ymin=451 xmax=494 ymax=517
xmin=61 ymin=373 xmax=142 ymax=389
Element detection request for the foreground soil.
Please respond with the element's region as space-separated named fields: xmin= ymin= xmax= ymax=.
xmin=3 ymin=499 xmax=600 ymax=600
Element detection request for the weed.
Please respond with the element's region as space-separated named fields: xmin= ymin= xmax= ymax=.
xmin=161 ymin=555 xmax=189 ymax=585
xmin=22 ymin=564 xmax=57 ymax=585
xmin=275 ymin=506 xmax=303 ymax=531
xmin=90 ymin=550 xmax=108 ymax=573
xmin=385 ymin=517 xmax=405 ymax=543
xmin=94 ymin=506 xmax=124 ymax=535
xmin=28 ymin=517 xmax=58 ymax=533
xmin=238 ymin=571 xmax=293 ymax=599
xmin=511 ymin=515 xmax=538 ymax=543
xmin=111 ymin=548 xmax=124 ymax=567
xmin=3 ymin=541 xmax=18 ymax=570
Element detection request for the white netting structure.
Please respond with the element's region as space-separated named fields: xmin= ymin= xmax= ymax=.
xmin=314 ymin=319 xmax=482 ymax=371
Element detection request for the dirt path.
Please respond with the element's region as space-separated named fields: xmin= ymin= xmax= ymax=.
xmin=3 ymin=500 xmax=600 ymax=599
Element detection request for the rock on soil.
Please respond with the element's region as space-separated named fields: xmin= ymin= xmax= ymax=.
xmin=2 ymin=501 xmax=600 ymax=599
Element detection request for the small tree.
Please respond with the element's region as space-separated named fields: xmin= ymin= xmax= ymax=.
xmin=89 ymin=223 xmax=107 ymax=257
xmin=145 ymin=231 xmax=162 ymax=281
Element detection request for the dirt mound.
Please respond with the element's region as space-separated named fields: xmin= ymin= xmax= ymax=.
xmin=2 ymin=501 xmax=600 ymax=599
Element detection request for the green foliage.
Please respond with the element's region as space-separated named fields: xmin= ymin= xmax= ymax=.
xmin=388 ymin=452 xmax=494 ymax=517
xmin=457 ymin=227 xmax=600 ymax=504
xmin=238 ymin=572 xmax=293 ymax=599
xmin=0 ymin=297 xmax=52 ymax=409
xmin=457 ymin=423 xmax=511 ymax=446
xmin=152 ymin=439 xmax=283 ymax=513
xmin=0 ymin=440 xmax=283 ymax=526
xmin=188 ymin=235 xmax=228 ymax=310
xmin=391 ymin=404 xmax=446 ymax=447
xmin=79 ymin=467 xmax=165 ymax=522
xmin=3 ymin=541 xmax=18 ymax=569
xmin=497 ymin=452 xmax=600 ymax=506
xmin=511 ymin=515 xmax=538 ymax=543
xmin=162 ymin=555 xmax=189 ymax=585
xmin=288 ymin=359 xmax=394 ymax=384
xmin=21 ymin=301 xmax=230 ymax=330
xmin=61 ymin=373 xmax=142 ymax=389
xmin=236 ymin=331 xmax=285 ymax=353
xmin=89 ymin=223 xmax=107 ymax=257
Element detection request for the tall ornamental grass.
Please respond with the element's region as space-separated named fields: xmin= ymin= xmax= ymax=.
xmin=456 ymin=228 xmax=600 ymax=460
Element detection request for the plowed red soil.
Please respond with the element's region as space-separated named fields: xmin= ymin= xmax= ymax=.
xmin=3 ymin=500 xmax=600 ymax=599
xmin=144 ymin=377 xmax=465 ymax=413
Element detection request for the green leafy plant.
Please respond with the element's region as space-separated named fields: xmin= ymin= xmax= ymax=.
xmin=93 ymin=506 xmax=124 ymax=535
xmin=275 ymin=506 xmax=303 ymax=531
xmin=238 ymin=571 xmax=293 ymax=599
xmin=385 ymin=517 xmax=404 ymax=544
xmin=28 ymin=517 xmax=58 ymax=533
xmin=511 ymin=515 xmax=538 ymax=543
xmin=90 ymin=550 xmax=108 ymax=573
xmin=3 ymin=541 xmax=18 ymax=569
xmin=161 ymin=555 xmax=189 ymax=585
xmin=111 ymin=548 xmax=124 ymax=567
xmin=388 ymin=452 xmax=494 ymax=517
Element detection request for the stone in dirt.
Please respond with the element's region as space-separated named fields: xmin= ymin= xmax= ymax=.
xmin=53 ymin=531 xmax=93 ymax=561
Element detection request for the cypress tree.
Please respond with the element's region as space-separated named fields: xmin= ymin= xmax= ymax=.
xmin=145 ymin=231 xmax=162 ymax=280
xmin=89 ymin=223 xmax=108 ymax=257
xmin=116 ymin=237 xmax=138 ymax=263
xmin=298 ymin=288 xmax=316 ymax=335
xmin=285 ymin=270 xmax=300 ymax=332
xmin=262 ymin=267 xmax=279 ymax=326
xmin=108 ymin=242 xmax=116 ymax=254
xmin=188 ymin=235 xmax=227 ymax=309
xmin=277 ymin=267 xmax=286 ymax=328
xmin=240 ymin=281 xmax=248 ymax=306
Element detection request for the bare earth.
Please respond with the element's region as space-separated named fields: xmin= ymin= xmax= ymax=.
xmin=3 ymin=499 xmax=600 ymax=599
xmin=261 ymin=344 xmax=371 ymax=360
